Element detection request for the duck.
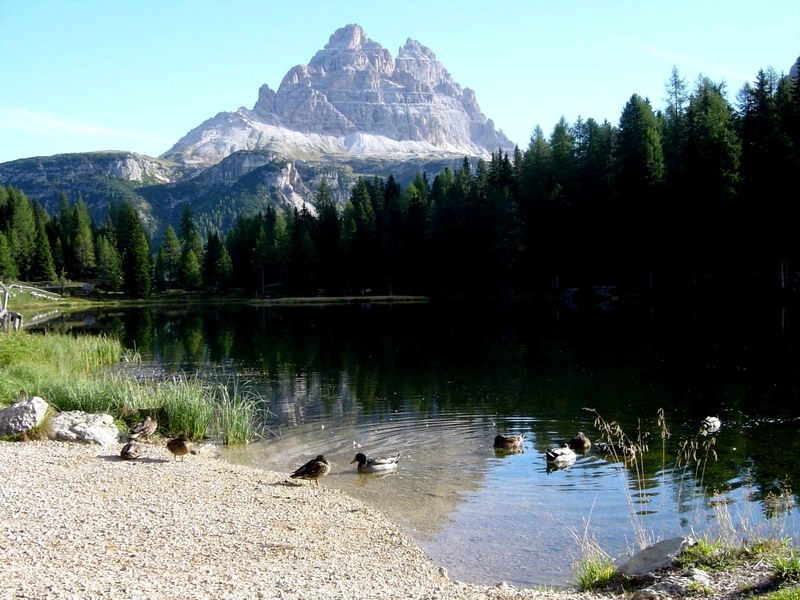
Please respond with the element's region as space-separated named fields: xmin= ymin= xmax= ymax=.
xmin=568 ymin=431 xmax=592 ymax=452
xmin=290 ymin=455 xmax=331 ymax=486
xmin=120 ymin=441 xmax=142 ymax=460
xmin=129 ymin=415 xmax=158 ymax=442
xmin=350 ymin=452 xmax=401 ymax=474
xmin=700 ymin=416 xmax=721 ymax=435
xmin=546 ymin=444 xmax=577 ymax=465
xmin=493 ymin=433 xmax=524 ymax=452
xmin=166 ymin=436 xmax=192 ymax=461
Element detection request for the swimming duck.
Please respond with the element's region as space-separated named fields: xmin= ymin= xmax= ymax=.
xmin=120 ymin=441 xmax=142 ymax=460
xmin=700 ymin=416 xmax=721 ymax=435
xmin=166 ymin=436 xmax=192 ymax=461
xmin=350 ymin=452 xmax=401 ymax=474
xmin=569 ymin=431 xmax=592 ymax=452
xmin=493 ymin=433 xmax=524 ymax=452
xmin=129 ymin=415 xmax=158 ymax=442
xmin=546 ymin=444 xmax=577 ymax=465
xmin=290 ymin=455 xmax=331 ymax=486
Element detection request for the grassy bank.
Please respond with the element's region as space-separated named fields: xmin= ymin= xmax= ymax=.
xmin=0 ymin=331 xmax=263 ymax=444
xmin=573 ymin=408 xmax=799 ymax=597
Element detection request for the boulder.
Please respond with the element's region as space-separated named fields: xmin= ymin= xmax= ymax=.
xmin=618 ymin=536 xmax=694 ymax=577
xmin=0 ymin=396 xmax=49 ymax=436
xmin=50 ymin=411 xmax=121 ymax=446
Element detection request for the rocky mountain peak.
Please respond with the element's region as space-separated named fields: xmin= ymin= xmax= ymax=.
xmin=324 ymin=23 xmax=368 ymax=50
xmin=165 ymin=24 xmax=513 ymax=166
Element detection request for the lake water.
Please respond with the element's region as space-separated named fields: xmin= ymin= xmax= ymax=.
xmin=36 ymin=299 xmax=800 ymax=587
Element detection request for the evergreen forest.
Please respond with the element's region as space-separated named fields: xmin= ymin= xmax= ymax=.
xmin=1 ymin=64 xmax=799 ymax=300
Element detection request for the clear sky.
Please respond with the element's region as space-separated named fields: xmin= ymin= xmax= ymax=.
xmin=0 ymin=0 xmax=798 ymax=164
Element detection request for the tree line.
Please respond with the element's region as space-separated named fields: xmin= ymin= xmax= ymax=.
xmin=1 ymin=62 xmax=799 ymax=299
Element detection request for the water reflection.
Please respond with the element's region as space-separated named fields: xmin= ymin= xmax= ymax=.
xmin=35 ymin=301 xmax=800 ymax=586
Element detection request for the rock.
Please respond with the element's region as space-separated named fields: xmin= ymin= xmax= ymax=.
xmin=50 ymin=411 xmax=121 ymax=446
xmin=617 ymin=536 xmax=694 ymax=576
xmin=634 ymin=568 xmax=716 ymax=599
xmin=0 ymin=396 xmax=49 ymax=436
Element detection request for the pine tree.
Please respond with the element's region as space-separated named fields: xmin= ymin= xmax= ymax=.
xmin=116 ymin=201 xmax=152 ymax=298
xmin=30 ymin=219 xmax=56 ymax=281
xmin=71 ymin=197 xmax=96 ymax=279
xmin=314 ymin=180 xmax=342 ymax=294
xmin=0 ymin=231 xmax=18 ymax=279
xmin=95 ymin=234 xmax=123 ymax=291
xmin=181 ymin=249 xmax=202 ymax=290
xmin=7 ymin=188 xmax=37 ymax=279
xmin=615 ymin=94 xmax=665 ymax=289
xmin=159 ymin=225 xmax=181 ymax=284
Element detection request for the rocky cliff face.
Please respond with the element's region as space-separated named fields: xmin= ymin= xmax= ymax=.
xmin=164 ymin=24 xmax=512 ymax=166
xmin=0 ymin=151 xmax=178 ymax=193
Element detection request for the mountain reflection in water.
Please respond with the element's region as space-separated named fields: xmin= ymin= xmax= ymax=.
xmin=35 ymin=301 xmax=800 ymax=587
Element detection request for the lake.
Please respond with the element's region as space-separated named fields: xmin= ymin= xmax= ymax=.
xmin=35 ymin=299 xmax=800 ymax=587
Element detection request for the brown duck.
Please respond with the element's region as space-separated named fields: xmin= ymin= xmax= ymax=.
xmin=166 ymin=436 xmax=192 ymax=461
xmin=129 ymin=415 xmax=158 ymax=442
xmin=120 ymin=441 xmax=143 ymax=460
xmin=290 ymin=455 xmax=331 ymax=486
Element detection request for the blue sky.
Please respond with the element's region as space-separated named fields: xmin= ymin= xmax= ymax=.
xmin=0 ymin=0 xmax=798 ymax=164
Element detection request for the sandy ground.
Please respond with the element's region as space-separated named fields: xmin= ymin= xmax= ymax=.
xmin=0 ymin=441 xmax=602 ymax=600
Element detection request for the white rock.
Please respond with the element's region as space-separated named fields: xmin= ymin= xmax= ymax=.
xmin=50 ymin=411 xmax=121 ymax=446
xmin=617 ymin=536 xmax=694 ymax=576
xmin=0 ymin=396 xmax=49 ymax=436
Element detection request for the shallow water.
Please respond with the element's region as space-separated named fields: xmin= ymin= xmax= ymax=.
xmin=37 ymin=300 xmax=800 ymax=587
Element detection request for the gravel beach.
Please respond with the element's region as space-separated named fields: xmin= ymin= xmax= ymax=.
xmin=0 ymin=441 xmax=599 ymax=599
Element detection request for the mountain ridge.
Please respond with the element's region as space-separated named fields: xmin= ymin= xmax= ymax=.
xmin=0 ymin=24 xmax=511 ymax=239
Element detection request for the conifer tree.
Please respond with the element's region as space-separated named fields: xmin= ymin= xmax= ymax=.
xmin=0 ymin=231 xmax=18 ymax=279
xmin=96 ymin=234 xmax=123 ymax=291
xmin=30 ymin=219 xmax=56 ymax=281
xmin=116 ymin=201 xmax=152 ymax=298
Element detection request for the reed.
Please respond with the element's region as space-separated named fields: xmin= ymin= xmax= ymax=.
xmin=0 ymin=331 xmax=262 ymax=444
xmin=213 ymin=380 xmax=260 ymax=445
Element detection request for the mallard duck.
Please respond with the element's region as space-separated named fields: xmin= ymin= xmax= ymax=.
xmin=120 ymin=441 xmax=142 ymax=460
xmin=546 ymin=444 xmax=577 ymax=465
xmin=700 ymin=416 xmax=721 ymax=434
xmin=569 ymin=431 xmax=592 ymax=452
xmin=290 ymin=455 xmax=331 ymax=486
xmin=129 ymin=415 xmax=158 ymax=442
xmin=166 ymin=436 xmax=192 ymax=461
xmin=493 ymin=433 xmax=524 ymax=452
xmin=350 ymin=452 xmax=401 ymax=474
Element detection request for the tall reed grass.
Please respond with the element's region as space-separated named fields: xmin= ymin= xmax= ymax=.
xmin=0 ymin=331 xmax=264 ymax=445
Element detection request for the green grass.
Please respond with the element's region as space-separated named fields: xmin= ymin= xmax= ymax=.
xmin=572 ymin=536 xmax=624 ymax=592
xmin=0 ymin=331 xmax=264 ymax=444
xmin=762 ymin=588 xmax=800 ymax=600
xmin=213 ymin=381 xmax=258 ymax=445
xmin=774 ymin=551 xmax=800 ymax=582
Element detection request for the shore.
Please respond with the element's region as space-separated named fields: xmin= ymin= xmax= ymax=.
xmin=0 ymin=441 xmax=598 ymax=600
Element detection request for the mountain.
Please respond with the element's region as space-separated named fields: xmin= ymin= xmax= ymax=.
xmin=0 ymin=24 xmax=513 ymax=239
xmin=163 ymin=24 xmax=512 ymax=167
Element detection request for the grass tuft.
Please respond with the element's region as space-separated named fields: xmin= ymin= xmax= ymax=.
xmin=574 ymin=539 xmax=622 ymax=591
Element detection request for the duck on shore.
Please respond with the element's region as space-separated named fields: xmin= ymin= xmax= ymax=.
xmin=129 ymin=415 xmax=157 ymax=442
xmin=290 ymin=455 xmax=331 ymax=486
xmin=166 ymin=436 xmax=192 ymax=461
xmin=120 ymin=441 xmax=142 ymax=460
